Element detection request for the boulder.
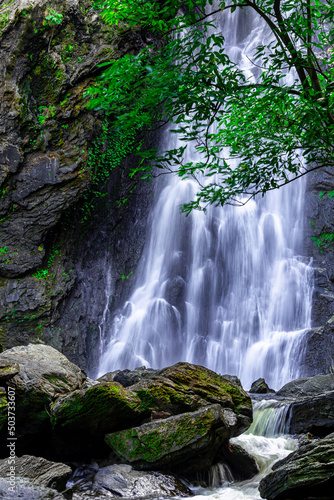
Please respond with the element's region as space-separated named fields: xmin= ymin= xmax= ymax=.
xmin=222 ymin=374 xmax=243 ymax=387
xmin=105 ymin=404 xmax=243 ymax=474
xmin=219 ymin=442 xmax=259 ymax=481
xmin=132 ymin=362 xmax=252 ymax=435
xmin=92 ymin=464 xmax=192 ymax=498
xmin=0 ymin=344 xmax=86 ymax=441
xmin=276 ymin=373 xmax=334 ymax=397
xmin=51 ymin=381 xmax=145 ymax=458
xmin=0 ymin=455 xmax=72 ymax=492
xmin=259 ymin=433 xmax=334 ymax=500
xmin=250 ymin=378 xmax=275 ymax=394
xmin=276 ymin=374 xmax=334 ymax=436
xmin=98 ymin=366 xmax=158 ymax=387
xmin=0 ymin=477 xmax=65 ymax=499
xmin=286 ymin=391 xmax=334 ymax=436
xmin=51 ymin=362 xmax=252 ymax=459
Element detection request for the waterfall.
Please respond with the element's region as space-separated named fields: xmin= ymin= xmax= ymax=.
xmin=246 ymin=399 xmax=292 ymax=437
xmin=98 ymin=3 xmax=314 ymax=390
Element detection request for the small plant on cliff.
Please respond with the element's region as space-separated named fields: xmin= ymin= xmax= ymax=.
xmin=32 ymin=269 xmax=49 ymax=280
xmin=43 ymin=9 xmax=63 ymax=52
xmin=88 ymin=0 xmax=334 ymax=214
xmin=44 ymin=9 xmax=63 ymax=26
xmin=81 ymin=121 xmax=135 ymax=223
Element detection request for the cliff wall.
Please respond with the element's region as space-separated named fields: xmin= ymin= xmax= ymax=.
xmin=0 ymin=0 xmax=154 ymax=372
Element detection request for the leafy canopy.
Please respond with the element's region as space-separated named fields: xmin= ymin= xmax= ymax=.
xmin=87 ymin=0 xmax=334 ymax=213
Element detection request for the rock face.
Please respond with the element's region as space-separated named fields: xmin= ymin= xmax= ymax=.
xmin=0 ymin=0 xmax=155 ymax=373
xmin=0 ymin=455 xmax=72 ymax=492
xmin=276 ymin=374 xmax=334 ymax=436
xmin=304 ymin=167 xmax=334 ymax=375
xmin=0 ymin=0 xmax=127 ymax=278
xmin=259 ymin=433 xmax=334 ymax=500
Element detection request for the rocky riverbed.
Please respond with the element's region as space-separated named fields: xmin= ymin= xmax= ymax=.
xmin=0 ymin=344 xmax=333 ymax=499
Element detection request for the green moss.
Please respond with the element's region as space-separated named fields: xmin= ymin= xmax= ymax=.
xmin=0 ymin=393 xmax=7 ymax=432
xmin=51 ymin=382 xmax=143 ymax=431
xmin=105 ymin=408 xmax=217 ymax=464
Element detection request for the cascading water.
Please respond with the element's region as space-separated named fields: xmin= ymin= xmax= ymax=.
xmin=95 ymin=4 xmax=315 ymax=500
xmin=98 ymin=1 xmax=313 ymax=391
xmin=183 ymin=399 xmax=297 ymax=500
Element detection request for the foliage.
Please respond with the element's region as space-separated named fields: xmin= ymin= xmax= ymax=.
xmin=81 ymin=120 xmax=135 ymax=222
xmin=44 ymin=9 xmax=63 ymax=26
xmin=32 ymin=269 xmax=49 ymax=280
xmin=0 ymin=0 xmax=14 ymax=32
xmin=87 ymin=0 xmax=334 ymax=213
xmin=312 ymin=233 xmax=334 ymax=253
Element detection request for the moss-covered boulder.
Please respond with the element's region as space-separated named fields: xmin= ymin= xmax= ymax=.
xmin=259 ymin=433 xmax=334 ymax=500
xmin=105 ymin=404 xmax=240 ymax=474
xmin=0 ymin=344 xmax=85 ymax=445
xmin=132 ymin=362 xmax=252 ymax=435
xmin=51 ymin=381 xmax=146 ymax=457
xmin=51 ymin=362 xmax=252 ymax=460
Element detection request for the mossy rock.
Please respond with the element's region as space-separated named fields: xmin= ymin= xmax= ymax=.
xmin=259 ymin=433 xmax=334 ymax=500
xmin=0 ymin=344 xmax=86 ymax=438
xmin=50 ymin=381 xmax=146 ymax=458
xmin=132 ymin=362 xmax=252 ymax=435
xmin=105 ymin=404 xmax=240 ymax=474
xmin=50 ymin=361 xmax=252 ymax=460
xmin=51 ymin=381 xmax=144 ymax=431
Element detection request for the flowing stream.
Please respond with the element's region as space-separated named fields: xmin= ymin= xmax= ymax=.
xmin=97 ymin=3 xmax=314 ymax=499
xmin=180 ymin=399 xmax=297 ymax=500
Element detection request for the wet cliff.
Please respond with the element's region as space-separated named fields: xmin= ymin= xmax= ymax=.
xmin=303 ymin=168 xmax=334 ymax=375
xmin=0 ymin=0 xmax=155 ymax=372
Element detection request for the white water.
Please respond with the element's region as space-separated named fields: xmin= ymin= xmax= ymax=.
xmin=98 ymin=1 xmax=313 ymax=391
xmin=95 ymin=4 xmax=313 ymax=500
xmin=185 ymin=433 xmax=297 ymax=500
xmin=175 ymin=399 xmax=297 ymax=500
